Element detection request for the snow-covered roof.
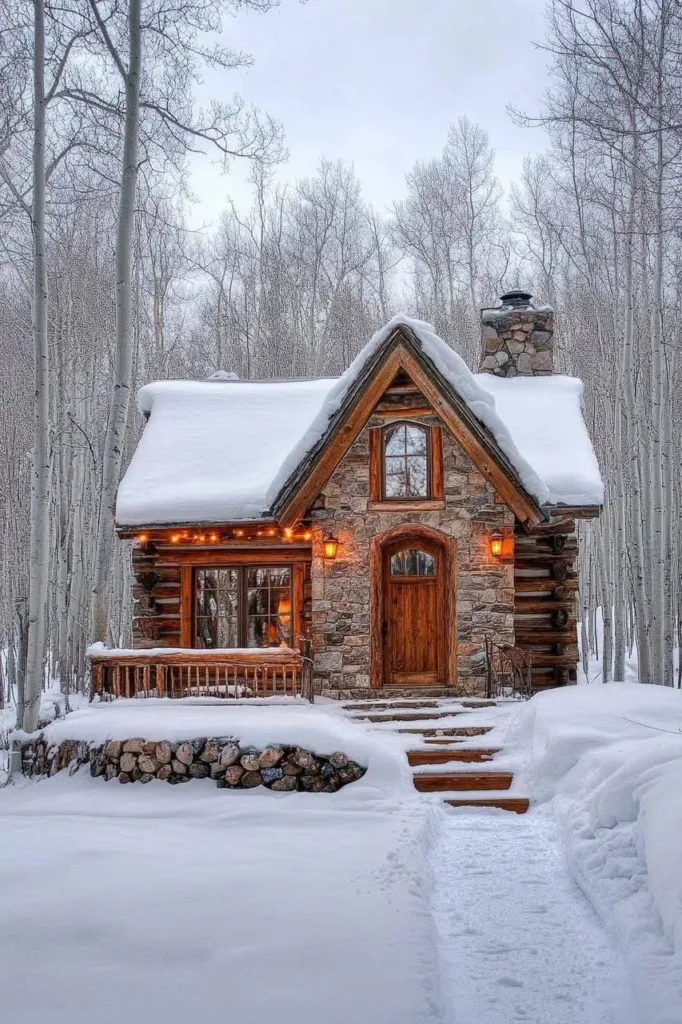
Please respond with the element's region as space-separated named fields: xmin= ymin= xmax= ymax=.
xmin=473 ymin=373 xmax=603 ymax=508
xmin=116 ymin=315 xmax=603 ymax=528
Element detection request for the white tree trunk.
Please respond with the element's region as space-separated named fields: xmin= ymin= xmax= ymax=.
xmin=22 ymin=0 xmax=51 ymax=733
xmin=91 ymin=0 xmax=141 ymax=643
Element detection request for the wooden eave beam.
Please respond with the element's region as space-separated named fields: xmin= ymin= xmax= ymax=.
xmin=541 ymin=504 xmax=602 ymax=520
xmin=116 ymin=519 xmax=279 ymax=540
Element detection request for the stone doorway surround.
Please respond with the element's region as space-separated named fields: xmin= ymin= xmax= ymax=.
xmin=369 ymin=523 xmax=457 ymax=689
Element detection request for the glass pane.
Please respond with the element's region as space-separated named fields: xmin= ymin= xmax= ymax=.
xmin=246 ymin=567 xmax=292 ymax=648
xmin=195 ymin=568 xmax=239 ymax=648
xmin=404 ymin=424 xmax=427 ymax=455
xmin=384 ymin=423 xmax=407 ymax=456
xmin=390 ymin=549 xmax=436 ymax=576
xmin=406 ymin=455 xmax=428 ymax=496
xmin=385 ymin=456 xmax=408 ymax=498
xmin=383 ymin=423 xmax=429 ymax=498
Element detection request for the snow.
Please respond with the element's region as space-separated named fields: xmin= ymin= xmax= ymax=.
xmin=0 ymin=773 xmax=442 ymax=1024
xmin=24 ymin=698 xmax=411 ymax=790
xmin=502 ymin=684 xmax=682 ymax=1024
xmin=116 ymin=315 xmax=602 ymax=527
xmin=267 ymin=315 xmax=549 ymax=506
xmin=475 ymin=373 xmax=604 ymax=506
xmin=86 ymin=642 xmax=300 ymax=659
xmin=5 ymin=687 xmax=682 ymax=1022
xmin=116 ymin=376 xmax=335 ymax=525
xmin=432 ymin=808 xmax=638 ymax=1024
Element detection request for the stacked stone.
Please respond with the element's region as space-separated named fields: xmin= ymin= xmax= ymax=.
xmin=479 ymin=302 xmax=554 ymax=378
xmin=310 ymin=419 xmax=515 ymax=696
xmin=21 ymin=735 xmax=366 ymax=792
xmin=21 ymin=737 xmax=90 ymax=777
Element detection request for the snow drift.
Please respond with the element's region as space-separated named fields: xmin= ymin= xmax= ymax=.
xmin=503 ymin=684 xmax=682 ymax=1024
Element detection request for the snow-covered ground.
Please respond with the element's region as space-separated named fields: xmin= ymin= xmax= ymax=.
xmin=2 ymin=685 xmax=682 ymax=1023
xmin=502 ymin=683 xmax=682 ymax=1024
xmin=0 ymin=725 xmax=443 ymax=1024
xmin=432 ymin=807 xmax=638 ymax=1024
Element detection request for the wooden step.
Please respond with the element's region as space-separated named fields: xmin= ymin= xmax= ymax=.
xmin=342 ymin=700 xmax=441 ymax=711
xmin=354 ymin=710 xmax=469 ymax=723
xmin=422 ymin=737 xmax=466 ymax=744
xmin=443 ymin=795 xmax=529 ymax=814
xmin=413 ymin=771 xmax=513 ymax=792
xmin=398 ymin=726 xmax=493 ymax=736
xmin=407 ymin=748 xmax=500 ymax=766
xmin=459 ymin=700 xmax=497 ymax=708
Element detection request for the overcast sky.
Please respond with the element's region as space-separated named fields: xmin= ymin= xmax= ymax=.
xmin=187 ymin=0 xmax=552 ymax=227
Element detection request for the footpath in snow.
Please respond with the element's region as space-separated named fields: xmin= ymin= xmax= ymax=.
xmin=431 ymin=807 xmax=639 ymax=1024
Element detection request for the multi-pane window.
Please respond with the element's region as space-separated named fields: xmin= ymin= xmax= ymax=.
xmin=195 ymin=567 xmax=292 ymax=649
xmin=390 ymin=549 xmax=437 ymax=577
xmin=383 ymin=422 xmax=430 ymax=499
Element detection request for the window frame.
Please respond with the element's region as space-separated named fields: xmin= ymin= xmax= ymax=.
xmin=381 ymin=420 xmax=432 ymax=502
xmin=192 ymin=564 xmax=294 ymax=649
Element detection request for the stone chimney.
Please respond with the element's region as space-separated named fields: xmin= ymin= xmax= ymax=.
xmin=479 ymin=290 xmax=554 ymax=377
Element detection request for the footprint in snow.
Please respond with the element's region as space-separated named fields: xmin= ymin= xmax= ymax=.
xmin=497 ymin=976 xmax=524 ymax=988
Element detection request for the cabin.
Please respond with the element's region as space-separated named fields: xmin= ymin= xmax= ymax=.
xmin=92 ymin=292 xmax=603 ymax=701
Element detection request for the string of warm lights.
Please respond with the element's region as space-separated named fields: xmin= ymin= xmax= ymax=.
xmin=135 ymin=526 xmax=314 ymax=547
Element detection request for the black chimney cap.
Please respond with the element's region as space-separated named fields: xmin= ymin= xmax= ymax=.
xmin=500 ymin=290 xmax=533 ymax=308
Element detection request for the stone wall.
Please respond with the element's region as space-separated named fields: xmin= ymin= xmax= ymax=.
xmin=21 ymin=736 xmax=366 ymax=792
xmin=309 ymin=414 xmax=515 ymax=697
xmin=479 ymin=293 xmax=554 ymax=378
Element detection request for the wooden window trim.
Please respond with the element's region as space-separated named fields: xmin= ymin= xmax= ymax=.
xmin=367 ymin=499 xmax=445 ymax=512
xmin=188 ymin=563 xmax=297 ymax=649
xmin=370 ymin=422 xmax=443 ymax=504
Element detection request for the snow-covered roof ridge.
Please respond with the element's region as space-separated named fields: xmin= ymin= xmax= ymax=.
xmin=116 ymin=315 xmax=603 ymax=528
xmin=267 ymin=315 xmax=550 ymax=510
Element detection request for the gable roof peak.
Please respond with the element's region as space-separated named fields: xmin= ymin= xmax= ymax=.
xmin=267 ymin=315 xmax=553 ymax=522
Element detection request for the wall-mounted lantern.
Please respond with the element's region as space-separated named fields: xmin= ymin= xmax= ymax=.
xmin=489 ymin=530 xmax=504 ymax=559
xmin=323 ymin=534 xmax=339 ymax=560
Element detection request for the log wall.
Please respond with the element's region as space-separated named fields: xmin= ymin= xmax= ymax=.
xmin=513 ymin=515 xmax=579 ymax=690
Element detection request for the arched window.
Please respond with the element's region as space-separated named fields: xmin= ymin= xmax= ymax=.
xmin=382 ymin=422 xmax=430 ymax=499
xmin=390 ymin=548 xmax=437 ymax=576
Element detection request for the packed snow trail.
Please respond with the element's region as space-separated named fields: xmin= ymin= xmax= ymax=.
xmin=431 ymin=807 xmax=641 ymax=1024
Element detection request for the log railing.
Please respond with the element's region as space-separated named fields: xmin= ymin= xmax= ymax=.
xmin=89 ymin=645 xmax=310 ymax=701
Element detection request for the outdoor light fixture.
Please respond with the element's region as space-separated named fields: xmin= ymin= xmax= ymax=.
xmin=323 ymin=535 xmax=339 ymax=559
xmin=490 ymin=530 xmax=504 ymax=559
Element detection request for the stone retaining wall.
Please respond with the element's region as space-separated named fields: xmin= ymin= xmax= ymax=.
xmin=21 ymin=736 xmax=366 ymax=792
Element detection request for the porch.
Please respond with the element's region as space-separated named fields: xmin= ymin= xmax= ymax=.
xmin=89 ymin=642 xmax=314 ymax=701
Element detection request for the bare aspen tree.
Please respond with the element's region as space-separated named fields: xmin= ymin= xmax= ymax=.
xmin=90 ymin=0 xmax=141 ymax=644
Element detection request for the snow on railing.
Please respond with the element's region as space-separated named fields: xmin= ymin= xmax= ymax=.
xmin=88 ymin=642 xmax=313 ymax=702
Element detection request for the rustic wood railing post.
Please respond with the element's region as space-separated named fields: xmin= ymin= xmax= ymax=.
xmin=298 ymin=637 xmax=314 ymax=703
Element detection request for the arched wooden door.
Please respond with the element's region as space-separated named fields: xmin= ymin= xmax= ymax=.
xmin=382 ymin=537 xmax=445 ymax=686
